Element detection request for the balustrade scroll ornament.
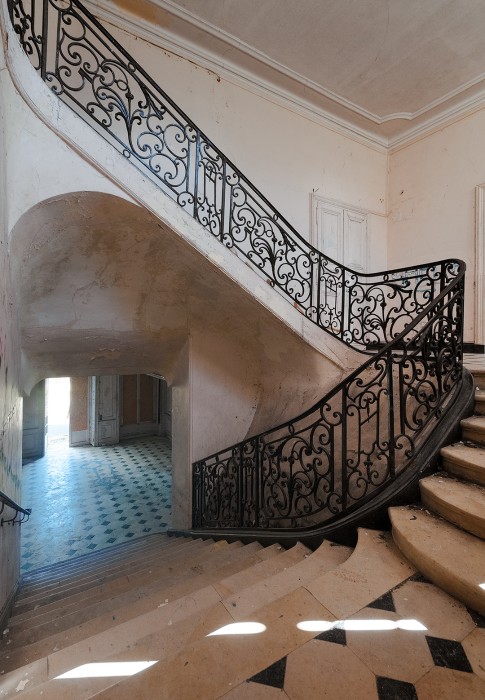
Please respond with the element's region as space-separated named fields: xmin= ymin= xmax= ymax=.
xmin=6 ymin=0 xmax=465 ymax=535
xmin=193 ymin=274 xmax=464 ymax=529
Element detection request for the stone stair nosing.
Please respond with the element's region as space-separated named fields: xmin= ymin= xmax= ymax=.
xmin=389 ymin=505 xmax=485 ymax=616
xmin=1 ymin=541 xmax=251 ymax=650
xmin=420 ymin=473 xmax=485 ymax=539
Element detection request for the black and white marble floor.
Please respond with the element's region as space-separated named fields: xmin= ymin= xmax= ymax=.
xmin=20 ymin=436 xmax=172 ymax=573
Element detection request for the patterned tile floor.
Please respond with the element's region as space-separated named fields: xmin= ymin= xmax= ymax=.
xmin=226 ymin=574 xmax=485 ymax=699
xmin=21 ymin=436 xmax=172 ymax=573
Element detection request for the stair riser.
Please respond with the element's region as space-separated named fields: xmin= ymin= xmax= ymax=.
xmin=475 ymin=397 xmax=485 ymax=415
xmin=472 ymin=373 xmax=485 ymax=390
xmin=392 ymin=527 xmax=485 ymax=616
xmin=441 ymin=456 xmax=485 ymax=487
xmin=461 ymin=426 xmax=485 ymax=445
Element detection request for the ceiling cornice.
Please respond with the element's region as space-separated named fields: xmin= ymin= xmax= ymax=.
xmin=86 ymin=0 xmax=485 ymax=153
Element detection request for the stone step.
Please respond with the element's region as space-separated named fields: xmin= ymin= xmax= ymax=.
xmin=2 ymin=539 xmax=353 ymax=700
xmin=0 ymin=542 xmax=289 ymax=694
xmin=2 ymin=541 xmax=246 ymax=650
xmin=16 ymin=536 xmax=197 ymax=600
xmin=217 ymin=540 xmax=352 ymax=620
xmin=14 ymin=539 xmax=213 ymax=613
xmin=7 ymin=541 xmax=239 ymax=636
xmin=0 ymin=541 xmax=271 ymax=677
xmin=461 ymin=415 xmax=485 ymax=445
xmin=475 ymin=389 xmax=485 ymax=415
xmin=441 ymin=443 xmax=485 ymax=486
xmin=62 ymin=530 xmax=411 ymax=700
xmin=19 ymin=533 xmax=172 ymax=589
xmin=420 ymin=473 xmax=485 ymax=539
xmin=214 ymin=542 xmax=311 ymax=598
xmin=390 ymin=506 xmax=485 ymax=615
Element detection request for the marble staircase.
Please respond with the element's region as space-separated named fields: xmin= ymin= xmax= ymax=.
xmin=1 ymin=529 xmax=485 ymax=697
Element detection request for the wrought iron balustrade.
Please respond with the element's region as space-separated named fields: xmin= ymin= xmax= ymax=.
xmin=0 ymin=489 xmax=31 ymax=525
xmin=6 ymin=0 xmax=466 ymax=537
xmin=193 ymin=268 xmax=464 ymax=530
xmin=6 ymin=0 xmax=461 ymax=353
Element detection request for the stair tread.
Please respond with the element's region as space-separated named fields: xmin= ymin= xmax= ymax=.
xmin=441 ymin=443 xmax=485 ymax=485
xmin=461 ymin=415 xmax=485 ymax=429
xmin=8 ymin=541 xmax=233 ymax=631
xmin=3 ymin=542 xmax=247 ymax=648
xmin=390 ymin=505 xmax=485 ymax=615
xmin=218 ymin=540 xmax=352 ymax=619
xmin=0 ymin=541 xmax=269 ymax=674
xmin=15 ymin=539 xmax=212 ymax=609
xmin=20 ymin=534 xmax=171 ymax=583
xmin=17 ymin=538 xmax=199 ymax=597
xmin=420 ymin=473 xmax=485 ymax=539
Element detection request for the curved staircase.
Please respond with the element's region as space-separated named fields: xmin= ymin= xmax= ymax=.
xmin=2 ymin=530 xmax=485 ymax=698
xmin=390 ymin=364 xmax=485 ymax=616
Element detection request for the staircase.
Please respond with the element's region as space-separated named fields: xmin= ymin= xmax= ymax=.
xmin=0 ymin=529 xmax=425 ymax=699
xmin=390 ymin=364 xmax=485 ymax=615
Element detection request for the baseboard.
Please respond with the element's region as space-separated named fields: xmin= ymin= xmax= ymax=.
xmin=0 ymin=577 xmax=20 ymax=634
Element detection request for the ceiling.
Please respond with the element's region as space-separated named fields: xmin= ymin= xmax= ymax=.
xmin=92 ymin=0 xmax=485 ymax=147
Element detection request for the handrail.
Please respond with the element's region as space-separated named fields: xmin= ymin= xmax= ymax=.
xmin=193 ymin=266 xmax=464 ymax=530
xmin=6 ymin=0 xmax=465 ymax=537
xmin=0 ymin=490 xmax=31 ymax=525
xmin=7 ymin=0 xmax=461 ymax=353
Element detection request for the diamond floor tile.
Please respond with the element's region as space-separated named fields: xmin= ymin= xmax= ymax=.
xmin=20 ymin=436 xmax=172 ymax=572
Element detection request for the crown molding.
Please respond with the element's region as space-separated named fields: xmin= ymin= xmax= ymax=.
xmin=85 ymin=0 xmax=389 ymax=152
xmin=86 ymin=0 xmax=485 ymax=153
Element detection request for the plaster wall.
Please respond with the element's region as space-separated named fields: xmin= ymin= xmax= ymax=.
xmin=0 ymin=45 xmax=23 ymax=626
xmin=105 ymin=19 xmax=388 ymax=270
xmin=388 ymin=109 xmax=485 ymax=342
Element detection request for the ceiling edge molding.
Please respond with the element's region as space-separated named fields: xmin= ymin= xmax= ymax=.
xmin=389 ymin=89 xmax=485 ymax=153
xmin=85 ymin=0 xmax=388 ymax=152
xmin=144 ymin=0 xmax=485 ymax=126
xmin=87 ymin=0 xmax=485 ymax=154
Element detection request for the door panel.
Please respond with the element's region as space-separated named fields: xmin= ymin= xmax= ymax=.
xmin=89 ymin=376 xmax=119 ymax=446
xmin=22 ymin=380 xmax=46 ymax=459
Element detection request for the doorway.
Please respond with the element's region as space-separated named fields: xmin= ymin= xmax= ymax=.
xmin=46 ymin=377 xmax=70 ymax=446
xmin=20 ymin=375 xmax=173 ymax=572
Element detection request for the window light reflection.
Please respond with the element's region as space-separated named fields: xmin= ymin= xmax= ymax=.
xmin=55 ymin=661 xmax=158 ymax=679
xmin=207 ymin=622 xmax=266 ymax=636
xmin=297 ymin=619 xmax=427 ymax=632
xmin=479 ymin=583 xmax=485 ymax=590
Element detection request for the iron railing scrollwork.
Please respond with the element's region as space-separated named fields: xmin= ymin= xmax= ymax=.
xmin=193 ymin=267 xmax=464 ymax=530
xmin=7 ymin=0 xmax=459 ymax=353
xmin=7 ymin=0 xmax=465 ymax=534
xmin=0 ymin=490 xmax=31 ymax=525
